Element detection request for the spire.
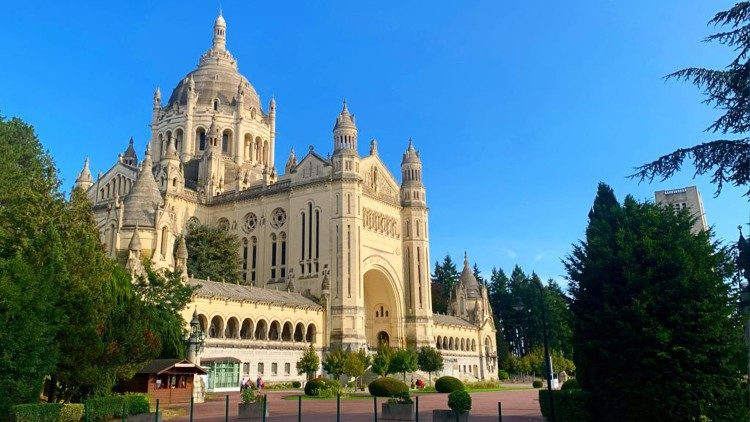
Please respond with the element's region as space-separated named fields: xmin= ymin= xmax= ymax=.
xmin=401 ymin=138 xmax=421 ymax=165
xmin=75 ymin=157 xmax=94 ymax=190
xmin=459 ymin=252 xmax=480 ymax=297
xmin=153 ymin=87 xmax=161 ymax=107
xmin=333 ymin=100 xmax=358 ymax=152
xmin=128 ymin=225 xmax=142 ymax=252
xmin=370 ymin=139 xmax=378 ymax=156
xmin=213 ymin=11 xmax=227 ymax=52
xmin=122 ymin=148 xmax=163 ymax=227
xmin=285 ymin=147 xmax=297 ymax=173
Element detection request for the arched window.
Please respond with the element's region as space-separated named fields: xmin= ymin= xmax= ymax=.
xmin=222 ymin=129 xmax=231 ymax=154
xmin=160 ymin=226 xmax=169 ymax=257
xmin=242 ymin=238 xmax=248 ymax=281
xmin=377 ymin=331 xmax=390 ymax=347
xmin=294 ymin=323 xmax=305 ymax=342
xmin=175 ymin=129 xmax=184 ymax=154
xmin=240 ymin=319 xmax=254 ymax=339
xmin=209 ymin=316 xmax=224 ymax=338
xmin=280 ymin=232 xmax=287 ymax=279
xmin=213 ymin=99 xmax=219 ymax=111
xmin=315 ymin=209 xmax=320 ymax=272
xmin=436 ymin=336 xmax=442 ymax=349
xmin=225 ymin=317 xmax=239 ymax=339
xmin=244 ymin=133 xmax=253 ymax=161
xmin=306 ymin=324 xmax=317 ymax=343
xmin=281 ymin=322 xmax=293 ymax=341
xmin=254 ymin=320 xmax=268 ymax=340
xmin=251 ymin=237 xmax=257 ymax=284
xmin=269 ymin=321 xmax=280 ymax=341
xmin=270 ymin=233 xmax=277 ymax=279
xmin=300 ymin=210 xmax=306 ymax=274
xmin=197 ymin=128 xmax=206 ymax=151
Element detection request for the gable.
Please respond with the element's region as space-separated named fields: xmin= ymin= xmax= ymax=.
xmin=360 ymin=156 xmax=400 ymax=203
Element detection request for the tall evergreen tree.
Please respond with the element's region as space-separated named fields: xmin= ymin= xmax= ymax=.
xmin=184 ymin=224 xmax=242 ymax=283
xmin=430 ymin=254 xmax=460 ymax=313
xmin=631 ymin=3 xmax=750 ymax=196
xmin=566 ymin=183 xmax=746 ymax=421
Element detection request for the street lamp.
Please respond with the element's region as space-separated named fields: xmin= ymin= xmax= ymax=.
xmin=187 ymin=309 xmax=206 ymax=365
xmin=513 ymin=279 xmax=556 ymax=422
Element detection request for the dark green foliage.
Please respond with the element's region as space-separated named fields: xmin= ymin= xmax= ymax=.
xmin=389 ymin=348 xmax=418 ymax=381
xmin=291 ymin=381 xmax=301 ymax=388
xmin=447 ymin=390 xmax=471 ymax=414
xmin=416 ymin=346 xmax=443 ymax=385
xmin=322 ymin=350 xmax=347 ymax=383
xmin=12 ymin=403 xmax=62 ymax=422
xmin=431 ymin=255 xmax=460 ymax=313
xmin=539 ymin=389 xmax=592 ymax=422
xmin=434 ymin=376 xmax=464 ymax=393
xmin=184 ymin=225 xmax=242 ymax=283
xmin=84 ymin=395 xmax=150 ymax=421
xmin=630 ymin=3 xmax=750 ymax=197
xmin=368 ymin=377 xmax=408 ymax=397
xmin=304 ymin=379 xmax=325 ymax=396
xmin=566 ymin=183 xmax=746 ymax=421
xmin=532 ymin=380 xmax=543 ymax=388
xmin=561 ymin=379 xmax=580 ymax=391
xmin=497 ymin=370 xmax=510 ymax=381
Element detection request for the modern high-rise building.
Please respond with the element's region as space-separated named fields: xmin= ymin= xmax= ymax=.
xmin=654 ymin=186 xmax=708 ymax=233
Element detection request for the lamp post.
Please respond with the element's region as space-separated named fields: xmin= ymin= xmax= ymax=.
xmin=187 ymin=309 xmax=206 ymax=366
xmin=513 ymin=279 xmax=556 ymax=422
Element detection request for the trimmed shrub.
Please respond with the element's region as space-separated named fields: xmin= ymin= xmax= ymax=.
xmin=368 ymin=377 xmax=409 ymax=397
xmin=448 ymin=390 xmax=472 ymax=414
xmin=12 ymin=403 xmax=63 ymax=422
xmin=305 ymin=379 xmax=326 ymax=396
xmin=498 ymin=370 xmax=510 ymax=380
xmin=291 ymin=381 xmax=302 ymax=388
xmin=532 ymin=380 xmax=543 ymax=388
xmin=59 ymin=404 xmax=84 ymax=422
xmin=434 ymin=376 xmax=464 ymax=393
xmin=539 ymin=389 xmax=592 ymax=422
xmin=84 ymin=394 xmax=150 ymax=421
xmin=561 ymin=379 xmax=580 ymax=391
xmin=125 ymin=394 xmax=149 ymax=415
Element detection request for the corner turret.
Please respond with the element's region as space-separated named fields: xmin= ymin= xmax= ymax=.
xmin=75 ymin=158 xmax=94 ymax=191
xmin=333 ymin=100 xmax=358 ymax=154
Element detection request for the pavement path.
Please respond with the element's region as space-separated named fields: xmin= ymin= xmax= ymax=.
xmin=169 ymin=389 xmax=543 ymax=421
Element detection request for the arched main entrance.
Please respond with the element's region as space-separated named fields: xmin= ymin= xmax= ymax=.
xmin=363 ymin=268 xmax=401 ymax=348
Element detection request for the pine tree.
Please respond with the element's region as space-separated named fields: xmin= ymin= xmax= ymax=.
xmin=631 ymin=3 xmax=750 ymax=196
xmin=566 ymin=184 xmax=745 ymax=421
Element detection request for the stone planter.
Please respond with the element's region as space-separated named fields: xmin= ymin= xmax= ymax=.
xmin=432 ymin=409 xmax=469 ymax=422
xmin=127 ymin=412 xmax=161 ymax=422
xmin=238 ymin=402 xmax=268 ymax=419
xmin=381 ymin=402 xmax=414 ymax=420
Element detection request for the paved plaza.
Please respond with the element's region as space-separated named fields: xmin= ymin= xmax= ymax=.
xmin=169 ymin=389 xmax=543 ymax=421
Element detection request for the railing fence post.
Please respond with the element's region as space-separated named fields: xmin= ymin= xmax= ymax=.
xmin=374 ymin=396 xmax=378 ymax=422
xmin=297 ymin=394 xmax=302 ymax=422
xmin=225 ymin=394 xmax=229 ymax=422
xmin=498 ymin=402 xmax=502 ymax=422
xmin=155 ymin=398 xmax=160 ymax=422
xmin=415 ymin=395 xmax=419 ymax=422
xmin=336 ymin=393 xmax=340 ymax=422
xmin=262 ymin=394 xmax=267 ymax=422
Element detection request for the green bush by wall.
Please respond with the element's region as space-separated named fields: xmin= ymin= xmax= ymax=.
xmin=434 ymin=376 xmax=464 ymax=393
xmin=367 ymin=377 xmax=409 ymax=397
xmin=12 ymin=403 xmax=84 ymax=422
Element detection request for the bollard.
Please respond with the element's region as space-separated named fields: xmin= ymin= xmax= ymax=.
xmin=415 ymin=395 xmax=419 ymax=422
xmin=155 ymin=399 xmax=160 ymax=422
xmin=336 ymin=393 xmax=340 ymax=422
xmin=498 ymin=402 xmax=502 ymax=422
xmin=188 ymin=396 xmax=192 ymax=422
xmin=225 ymin=395 xmax=229 ymax=422
xmin=297 ymin=395 xmax=302 ymax=422
xmin=262 ymin=394 xmax=267 ymax=422
xmin=373 ymin=396 xmax=378 ymax=422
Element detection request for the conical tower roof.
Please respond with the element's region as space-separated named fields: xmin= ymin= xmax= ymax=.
xmin=128 ymin=226 xmax=142 ymax=251
xmin=459 ymin=252 xmax=480 ymax=298
xmin=176 ymin=235 xmax=188 ymax=259
xmin=122 ymin=150 xmax=163 ymax=227
xmin=75 ymin=158 xmax=93 ymax=187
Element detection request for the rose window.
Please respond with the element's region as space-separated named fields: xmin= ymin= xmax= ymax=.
xmin=243 ymin=213 xmax=258 ymax=232
xmin=270 ymin=208 xmax=286 ymax=229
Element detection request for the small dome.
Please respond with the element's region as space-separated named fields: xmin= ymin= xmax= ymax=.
xmin=215 ymin=13 xmax=226 ymax=27
xmin=459 ymin=253 xmax=480 ymax=298
xmin=401 ymin=138 xmax=421 ymax=164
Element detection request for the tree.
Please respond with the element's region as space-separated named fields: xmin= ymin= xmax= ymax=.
xmin=0 ymin=116 xmax=61 ymax=417
xmin=184 ymin=224 xmax=242 ymax=282
xmin=417 ymin=346 xmax=444 ymax=385
xmin=371 ymin=344 xmax=392 ymax=377
xmin=343 ymin=349 xmax=370 ymax=389
xmin=389 ymin=348 xmax=418 ymax=382
xmin=565 ymin=183 xmax=745 ymax=421
xmin=630 ymin=3 xmax=750 ymax=197
xmin=322 ymin=350 xmax=347 ymax=384
xmin=472 ymin=263 xmax=485 ymax=285
xmin=296 ymin=343 xmax=320 ymax=381
xmin=431 ymin=254 xmax=460 ymax=313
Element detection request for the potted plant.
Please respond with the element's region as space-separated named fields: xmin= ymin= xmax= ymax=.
xmin=381 ymin=392 xmax=414 ymax=421
xmin=432 ymin=390 xmax=471 ymax=422
xmin=238 ymin=388 xmax=268 ymax=419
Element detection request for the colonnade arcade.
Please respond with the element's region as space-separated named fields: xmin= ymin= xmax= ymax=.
xmin=196 ymin=313 xmax=317 ymax=344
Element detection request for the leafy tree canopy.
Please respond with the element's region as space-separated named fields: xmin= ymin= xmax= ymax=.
xmin=184 ymin=224 xmax=242 ymax=283
xmin=296 ymin=343 xmax=320 ymax=381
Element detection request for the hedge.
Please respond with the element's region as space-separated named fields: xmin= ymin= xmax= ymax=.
xmin=539 ymin=389 xmax=592 ymax=422
xmin=532 ymin=380 xmax=543 ymax=388
xmin=12 ymin=403 xmax=84 ymax=422
xmin=434 ymin=376 xmax=464 ymax=393
xmin=368 ymin=377 xmax=409 ymax=397
xmin=561 ymin=379 xmax=580 ymax=391
xmin=84 ymin=394 xmax=150 ymax=421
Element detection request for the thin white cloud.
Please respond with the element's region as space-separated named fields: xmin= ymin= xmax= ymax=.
xmin=503 ymin=248 xmax=517 ymax=259
xmin=533 ymin=253 xmax=544 ymax=263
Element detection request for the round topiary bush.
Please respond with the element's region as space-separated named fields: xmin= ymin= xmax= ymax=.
xmin=305 ymin=379 xmax=326 ymax=396
xmin=498 ymin=370 xmax=510 ymax=381
xmin=435 ymin=376 xmax=465 ymax=393
xmin=368 ymin=377 xmax=409 ymax=397
xmin=532 ymin=380 xmax=543 ymax=388
xmin=292 ymin=380 xmax=302 ymax=388
xmin=561 ymin=378 xmax=580 ymax=391
xmin=448 ymin=390 xmax=472 ymax=414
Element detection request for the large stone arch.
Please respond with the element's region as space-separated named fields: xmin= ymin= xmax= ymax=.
xmin=362 ymin=264 xmax=404 ymax=349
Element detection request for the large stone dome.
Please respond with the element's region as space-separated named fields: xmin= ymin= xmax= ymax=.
xmin=166 ymin=13 xmax=263 ymax=114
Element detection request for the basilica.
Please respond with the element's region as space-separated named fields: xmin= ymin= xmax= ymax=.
xmin=75 ymin=13 xmax=497 ymax=392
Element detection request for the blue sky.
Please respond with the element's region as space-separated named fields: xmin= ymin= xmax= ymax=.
xmin=1 ymin=1 xmax=747 ymax=285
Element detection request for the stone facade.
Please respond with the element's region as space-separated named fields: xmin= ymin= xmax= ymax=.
xmin=76 ymin=12 xmax=497 ymax=390
xmin=655 ymin=186 xmax=708 ymax=234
